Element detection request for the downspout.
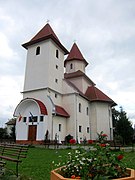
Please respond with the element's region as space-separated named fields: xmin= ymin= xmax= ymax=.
xmin=47 ymin=95 xmax=56 ymax=140
xmin=108 ymin=105 xmax=112 ymax=140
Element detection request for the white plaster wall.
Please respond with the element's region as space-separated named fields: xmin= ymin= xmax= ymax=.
xmin=68 ymin=76 xmax=93 ymax=94
xmin=23 ymin=40 xmax=65 ymax=94
xmin=62 ymin=94 xmax=76 ymax=139
xmin=65 ymin=60 xmax=85 ymax=74
xmin=48 ymin=40 xmax=64 ymax=93
xmin=90 ymin=102 xmax=112 ymax=140
xmin=89 ymin=102 xmax=98 ymax=140
xmin=53 ymin=116 xmax=67 ymax=142
xmin=16 ymin=120 xmax=28 ymax=140
xmin=96 ymin=103 xmax=110 ymax=139
xmin=76 ymin=95 xmax=90 ymax=142
xmin=23 ymin=40 xmax=50 ymax=91
xmin=62 ymin=93 xmax=91 ymax=142
xmin=36 ymin=116 xmax=48 ymax=140
xmin=62 ymin=80 xmax=78 ymax=94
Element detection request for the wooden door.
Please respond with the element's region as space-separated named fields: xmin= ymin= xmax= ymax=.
xmin=28 ymin=125 xmax=37 ymax=141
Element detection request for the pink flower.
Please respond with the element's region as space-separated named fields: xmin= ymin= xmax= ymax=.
xmin=88 ymin=140 xmax=93 ymax=144
xmin=69 ymin=139 xmax=76 ymax=144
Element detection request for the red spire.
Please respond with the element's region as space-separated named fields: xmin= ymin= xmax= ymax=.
xmin=64 ymin=43 xmax=88 ymax=66
xmin=30 ymin=23 xmax=59 ymax=42
xmin=22 ymin=23 xmax=69 ymax=54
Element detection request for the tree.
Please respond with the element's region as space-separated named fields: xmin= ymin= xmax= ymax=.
xmin=0 ymin=127 xmax=9 ymax=140
xmin=112 ymin=107 xmax=133 ymax=145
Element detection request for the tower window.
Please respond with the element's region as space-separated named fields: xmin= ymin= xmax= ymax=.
xmin=36 ymin=46 xmax=40 ymax=55
xmin=79 ymin=103 xmax=81 ymax=112
xmin=86 ymin=107 xmax=89 ymax=115
xmin=56 ymin=65 xmax=58 ymax=69
xmin=87 ymin=127 xmax=90 ymax=133
xmin=55 ymin=79 xmax=58 ymax=83
xmin=70 ymin=63 xmax=73 ymax=69
xmin=23 ymin=117 xmax=27 ymax=122
xmin=40 ymin=116 xmax=44 ymax=122
xmin=79 ymin=125 xmax=82 ymax=132
xmin=59 ymin=124 xmax=61 ymax=132
xmin=56 ymin=49 xmax=59 ymax=58
xmin=55 ymin=93 xmax=58 ymax=98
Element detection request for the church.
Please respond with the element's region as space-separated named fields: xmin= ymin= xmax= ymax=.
xmin=14 ymin=23 xmax=116 ymax=144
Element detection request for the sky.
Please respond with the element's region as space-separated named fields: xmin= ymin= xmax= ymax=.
xmin=0 ymin=0 xmax=135 ymax=127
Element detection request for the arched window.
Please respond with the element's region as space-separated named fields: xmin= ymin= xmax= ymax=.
xmin=70 ymin=63 xmax=73 ymax=69
xmin=79 ymin=103 xmax=81 ymax=112
xmin=56 ymin=49 xmax=59 ymax=58
xmin=36 ymin=46 xmax=40 ymax=55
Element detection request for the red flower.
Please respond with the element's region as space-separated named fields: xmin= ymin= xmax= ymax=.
xmin=69 ymin=139 xmax=76 ymax=144
xmin=88 ymin=140 xmax=93 ymax=144
xmin=100 ymin=143 xmax=106 ymax=147
xmin=102 ymin=134 xmax=108 ymax=137
xmin=71 ymin=175 xmax=76 ymax=178
xmin=117 ymin=154 xmax=124 ymax=161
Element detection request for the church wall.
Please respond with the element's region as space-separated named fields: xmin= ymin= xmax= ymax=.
xmin=23 ymin=40 xmax=50 ymax=91
xmin=62 ymin=94 xmax=91 ymax=142
xmin=36 ymin=116 xmax=48 ymax=140
xmin=68 ymin=76 xmax=92 ymax=94
xmin=89 ymin=102 xmax=98 ymax=140
xmin=16 ymin=120 xmax=28 ymax=140
xmin=53 ymin=116 xmax=67 ymax=142
xmin=48 ymin=40 xmax=64 ymax=93
xmin=62 ymin=94 xmax=76 ymax=139
xmin=96 ymin=102 xmax=112 ymax=140
xmin=65 ymin=60 xmax=85 ymax=73
xmin=76 ymin=95 xmax=90 ymax=142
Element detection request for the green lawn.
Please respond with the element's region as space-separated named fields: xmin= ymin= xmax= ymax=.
xmin=1 ymin=147 xmax=135 ymax=180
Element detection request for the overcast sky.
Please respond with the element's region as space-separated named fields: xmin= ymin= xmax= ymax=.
xmin=0 ymin=0 xmax=135 ymax=127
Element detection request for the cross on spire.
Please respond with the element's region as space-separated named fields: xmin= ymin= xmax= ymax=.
xmin=46 ymin=19 xmax=50 ymax=24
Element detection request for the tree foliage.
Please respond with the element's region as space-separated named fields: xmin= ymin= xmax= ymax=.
xmin=112 ymin=107 xmax=133 ymax=145
xmin=0 ymin=127 xmax=9 ymax=139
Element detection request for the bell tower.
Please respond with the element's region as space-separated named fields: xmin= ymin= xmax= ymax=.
xmin=64 ymin=43 xmax=88 ymax=74
xmin=22 ymin=23 xmax=69 ymax=94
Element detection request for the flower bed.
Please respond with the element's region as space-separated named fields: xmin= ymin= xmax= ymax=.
xmin=51 ymin=132 xmax=135 ymax=180
xmin=51 ymin=168 xmax=135 ymax=180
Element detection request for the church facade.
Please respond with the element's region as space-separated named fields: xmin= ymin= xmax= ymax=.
xmin=14 ymin=23 xmax=116 ymax=144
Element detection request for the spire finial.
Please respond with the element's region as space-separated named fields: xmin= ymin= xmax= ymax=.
xmin=46 ymin=19 xmax=50 ymax=24
xmin=73 ymin=39 xmax=76 ymax=43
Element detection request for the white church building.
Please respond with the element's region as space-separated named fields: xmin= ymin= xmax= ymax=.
xmin=14 ymin=23 xmax=116 ymax=144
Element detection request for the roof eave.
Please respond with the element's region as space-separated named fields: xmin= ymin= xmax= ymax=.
xmin=22 ymin=35 xmax=69 ymax=55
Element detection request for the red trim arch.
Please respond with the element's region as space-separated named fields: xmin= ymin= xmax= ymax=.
xmin=14 ymin=98 xmax=48 ymax=116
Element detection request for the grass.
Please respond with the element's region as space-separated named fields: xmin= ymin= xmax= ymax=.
xmin=1 ymin=146 xmax=135 ymax=180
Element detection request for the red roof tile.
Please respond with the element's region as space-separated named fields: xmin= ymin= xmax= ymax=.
xmin=64 ymin=70 xmax=95 ymax=85
xmin=14 ymin=98 xmax=48 ymax=116
xmin=85 ymin=86 xmax=116 ymax=106
xmin=34 ymin=99 xmax=48 ymax=115
xmin=55 ymin=105 xmax=70 ymax=118
xmin=22 ymin=23 xmax=69 ymax=55
xmin=64 ymin=43 xmax=88 ymax=66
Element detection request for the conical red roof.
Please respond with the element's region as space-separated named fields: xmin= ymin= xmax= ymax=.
xmin=64 ymin=43 xmax=88 ymax=66
xmin=30 ymin=23 xmax=59 ymax=42
xmin=22 ymin=23 xmax=69 ymax=54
